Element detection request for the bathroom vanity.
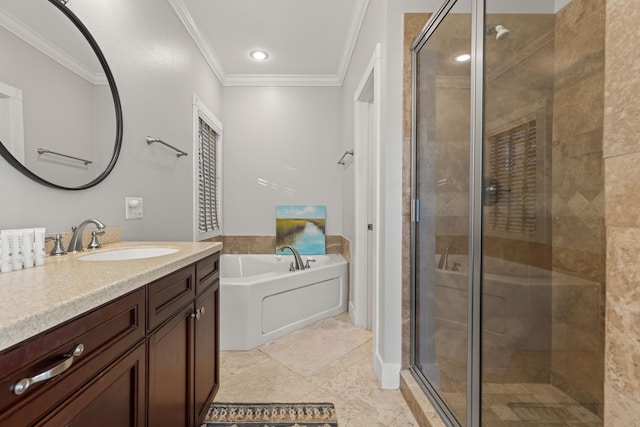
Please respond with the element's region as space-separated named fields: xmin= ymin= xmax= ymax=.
xmin=0 ymin=241 xmax=221 ymax=427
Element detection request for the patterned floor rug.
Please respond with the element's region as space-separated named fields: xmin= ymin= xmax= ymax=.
xmin=201 ymin=402 xmax=338 ymax=427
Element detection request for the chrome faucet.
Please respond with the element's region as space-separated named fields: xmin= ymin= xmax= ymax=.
xmin=278 ymin=245 xmax=305 ymax=270
xmin=67 ymin=218 xmax=106 ymax=253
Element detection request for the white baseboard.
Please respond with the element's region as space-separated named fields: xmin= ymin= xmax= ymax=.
xmin=373 ymin=351 xmax=401 ymax=389
xmin=348 ymin=301 xmax=356 ymax=324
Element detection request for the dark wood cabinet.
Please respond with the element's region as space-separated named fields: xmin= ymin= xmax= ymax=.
xmin=0 ymin=251 xmax=220 ymax=427
xmin=0 ymin=288 xmax=145 ymax=427
xmin=147 ymin=252 xmax=220 ymax=427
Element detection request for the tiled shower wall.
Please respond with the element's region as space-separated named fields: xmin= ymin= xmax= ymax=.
xmin=603 ymin=0 xmax=640 ymax=425
xmin=401 ymin=0 xmax=607 ymax=415
xmin=550 ymin=0 xmax=605 ymax=414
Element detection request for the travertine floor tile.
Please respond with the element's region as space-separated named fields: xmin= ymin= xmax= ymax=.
xmin=218 ymin=314 xmax=414 ymax=426
xmin=307 ymin=340 xmax=372 ymax=386
xmin=258 ymin=317 xmax=372 ymax=377
xmin=219 ymin=348 xmax=272 ymax=378
xmin=389 ymin=407 xmax=421 ymax=426
xmin=313 ymin=361 xmax=408 ymax=425
xmin=300 ymin=388 xmax=388 ymax=427
xmin=215 ymin=357 xmax=318 ymax=403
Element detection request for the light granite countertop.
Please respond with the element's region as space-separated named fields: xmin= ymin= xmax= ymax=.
xmin=0 ymin=240 xmax=222 ymax=352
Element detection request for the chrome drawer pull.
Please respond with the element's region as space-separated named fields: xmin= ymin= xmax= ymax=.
xmin=13 ymin=344 xmax=85 ymax=395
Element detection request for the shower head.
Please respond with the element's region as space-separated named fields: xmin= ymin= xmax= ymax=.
xmin=487 ymin=24 xmax=510 ymax=40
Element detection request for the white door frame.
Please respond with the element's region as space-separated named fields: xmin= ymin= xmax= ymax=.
xmin=352 ymin=44 xmax=381 ymax=332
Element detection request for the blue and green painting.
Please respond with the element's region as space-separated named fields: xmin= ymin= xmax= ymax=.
xmin=275 ymin=205 xmax=326 ymax=255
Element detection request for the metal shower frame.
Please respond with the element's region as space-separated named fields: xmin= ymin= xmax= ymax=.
xmin=409 ymin=0 xmax=485 ymax=426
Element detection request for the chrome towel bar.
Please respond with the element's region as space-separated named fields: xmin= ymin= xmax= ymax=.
xmin=337 ymin=150 xmax=354 ymax=165
xmin=146 ymin=136 xmax=188 ymax=157
xmin=37 ymin=148 xmax=92 ymax=165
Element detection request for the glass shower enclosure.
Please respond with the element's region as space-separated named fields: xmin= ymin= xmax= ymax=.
xmin=410 ymin=0 xmax=605 ymax=426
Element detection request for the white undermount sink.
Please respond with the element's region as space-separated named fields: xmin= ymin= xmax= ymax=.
xmin=79 ymin=247 xmax=179 ymax=261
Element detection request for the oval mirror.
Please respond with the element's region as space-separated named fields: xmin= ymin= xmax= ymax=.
xmin=0 ymin=0 xmax=122 ymax=190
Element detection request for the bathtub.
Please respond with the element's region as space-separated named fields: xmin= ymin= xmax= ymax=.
xmin=428 ymin=255 xmax=601 ymax=378
xmin=220 ymin=254 xmax=348 ymax=350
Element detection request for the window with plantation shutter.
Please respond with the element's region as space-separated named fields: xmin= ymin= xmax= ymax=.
xmin=193 ymin=95 xmax=222 ymax=241
xmin=198 ymin=117 xmax=219 ymax=233
xmin=487 ymin=119 xmax=537 ymax=234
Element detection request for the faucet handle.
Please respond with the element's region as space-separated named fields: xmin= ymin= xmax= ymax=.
xmin=45 ymin=234 xmax=67 ymax=256
xmin=87 ymin=230 xmax=105 ymax=250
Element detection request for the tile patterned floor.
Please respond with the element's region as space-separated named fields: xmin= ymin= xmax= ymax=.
xmin=215 ymin=313 xmax=420 ymax=427
xmin=216 ymin=313 xmax=603 ymax=427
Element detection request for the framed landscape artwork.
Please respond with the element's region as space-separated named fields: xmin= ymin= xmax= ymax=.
xmin=275 ymin=205 xmax=326 ymax=255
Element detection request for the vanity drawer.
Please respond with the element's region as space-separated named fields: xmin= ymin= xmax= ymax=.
xmin=196 ymin=252 xmax=220 ymax=294
xmin=0 ymin=288 xmax=145 ymax=424
xmin=147 ymin=264 xmax=195 ymax=331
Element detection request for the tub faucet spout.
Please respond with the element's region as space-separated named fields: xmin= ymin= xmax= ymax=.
xmin=278 ymin=245 xmax=305 ymax=270
xmin=437 ymin=246 xmax=453 ymax=270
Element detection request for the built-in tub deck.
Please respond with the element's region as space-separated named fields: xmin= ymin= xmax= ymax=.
xmin=220 ymin=254 xmax=348 ymax=350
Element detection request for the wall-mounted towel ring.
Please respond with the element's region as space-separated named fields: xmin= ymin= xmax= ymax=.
xmin=337 ymin=150 xmax=354 ymax=165
xmin=146 ymin=136 xmax=188 ymax=157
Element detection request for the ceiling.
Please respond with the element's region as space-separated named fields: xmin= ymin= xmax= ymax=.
xmin=168 ymin=0 xmax=369 ymax=86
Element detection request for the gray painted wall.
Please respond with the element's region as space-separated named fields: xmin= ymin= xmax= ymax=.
xmin=222 ymin=86 xmax=343 ymax=236
xmin=0 ymin=0 xmax=222 ymax=241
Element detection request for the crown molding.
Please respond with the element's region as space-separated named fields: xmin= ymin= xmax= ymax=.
xmin=0 ymin=6 xmax=106 ymax=85
xmin=168 ymin=0 xmax=369 ymax=87
xmin=167 ymin=0 xmax=227 ymax=83
xmin=335 ymin=0 xmax=369 ymax=86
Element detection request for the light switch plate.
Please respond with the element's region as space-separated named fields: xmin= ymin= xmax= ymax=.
xmin=125 ymin=197 xmax=143 ymax=219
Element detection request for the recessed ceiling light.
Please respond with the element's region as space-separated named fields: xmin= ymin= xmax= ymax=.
xmin=250 ymin=50 xmax=269 ymax=61
xmin=455 ymin=53 xmax=471 ymax=62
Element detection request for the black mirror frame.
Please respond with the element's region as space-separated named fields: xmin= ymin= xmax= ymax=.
xmin=0 ymin=0 xmax=123 ymax=191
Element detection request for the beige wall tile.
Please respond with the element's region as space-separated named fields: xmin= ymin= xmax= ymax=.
xmin=220 ymin=235 xmax=343 ymax=255
xmin=605 ymin=227 xmax=640 ymax=411
xmin=605 ymin=152 xmax=640 ymax=228
xmin=604 ymin=0 xmax=640 ymax=158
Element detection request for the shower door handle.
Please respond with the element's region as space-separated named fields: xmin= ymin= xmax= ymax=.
xmin=483 ymin=178 xmax=510 ymax=206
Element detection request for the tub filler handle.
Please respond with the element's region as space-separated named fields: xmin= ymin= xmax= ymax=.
xmin=304 ymin=258 xmax=316 ymax=269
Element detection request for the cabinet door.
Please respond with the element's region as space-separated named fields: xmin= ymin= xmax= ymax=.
xmin=38 ymin=343 xmax=146 ymax=427
xmin=148 ymin=304 xmax=194 ymax=427
xmin=193 ymin=281 xmax=219 ymax=424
